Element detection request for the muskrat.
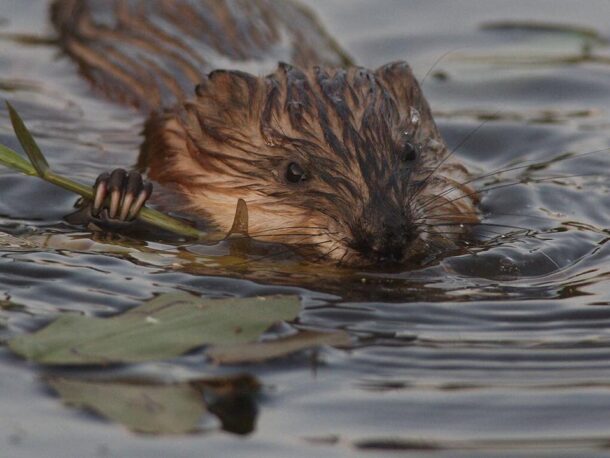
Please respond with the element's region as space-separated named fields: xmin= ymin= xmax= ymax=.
xmin=51 ymin=0 xmax=478 ymax=266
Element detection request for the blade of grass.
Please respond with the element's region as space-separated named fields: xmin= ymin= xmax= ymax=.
xmin=6 ymin=102 xmax=49 ymax=177
xmin=0 ymin=143 xmax=38 ymax=177
xmin=1 ymin=103 xmax=206 ymax=239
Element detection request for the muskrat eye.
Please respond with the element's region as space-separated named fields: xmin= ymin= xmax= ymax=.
xmin=286 ymin=162 xmax=307 ymax=183
xmin=402 ymin=142 xmax=417 ymax=162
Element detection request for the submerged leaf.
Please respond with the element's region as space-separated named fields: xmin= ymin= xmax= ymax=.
xmin=8 ymin=293 xmax=300 ymax=365
xmin=47 ymin=376 xmax=205 ymax=434
xmin=45 ymin=373 xmax=260 ymax=435
xmin=208 ymin=330 xmax=351 ymax=364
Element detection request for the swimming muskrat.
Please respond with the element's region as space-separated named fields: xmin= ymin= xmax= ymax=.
xmin=51 ymin=0 xmax=478 ymax=266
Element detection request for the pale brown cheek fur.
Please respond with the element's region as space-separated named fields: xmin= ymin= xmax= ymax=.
xmin=148 ymin=117 xmax=343 ymax=253
xmin=188 ymin=192 xmax=349 ymax=261
xmin=149 ymin=116 xmax=479 ymax=265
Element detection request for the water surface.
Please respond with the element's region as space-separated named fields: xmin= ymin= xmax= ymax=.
xmin=2 ymin=1 xmax=610 ymax=456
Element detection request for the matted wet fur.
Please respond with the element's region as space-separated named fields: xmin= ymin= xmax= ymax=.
xmin=51 ymin=0 xmax=478 ymax=266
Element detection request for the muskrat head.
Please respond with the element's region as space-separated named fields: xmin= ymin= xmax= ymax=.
xmin=142 ymin=61 xmax=478 ymax=266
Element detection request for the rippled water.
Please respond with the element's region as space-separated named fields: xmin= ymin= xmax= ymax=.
xmin=2 ymin=1 xmax=610 ymax=456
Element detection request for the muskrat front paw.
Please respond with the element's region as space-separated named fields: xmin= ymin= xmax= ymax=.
xmin=88 ymin=169 xmax=153 ymax=230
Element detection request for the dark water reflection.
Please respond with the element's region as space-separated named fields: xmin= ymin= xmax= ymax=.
xmin=2 ymin=1 xmax=610 ymax=456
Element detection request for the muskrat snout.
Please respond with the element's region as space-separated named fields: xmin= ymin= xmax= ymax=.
xmin=349 ymin=211 xmax=418 ymax=265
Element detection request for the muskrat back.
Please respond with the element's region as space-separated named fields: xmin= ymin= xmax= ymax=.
xmin=51 ymin=0 xmax=350 ymax=110
xmin=51 ymin=0 xmax=478 ymax=266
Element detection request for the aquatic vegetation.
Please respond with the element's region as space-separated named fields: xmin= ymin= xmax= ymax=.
xmin=0 ymin=103 xmax=205 ymax=239
xmin=8 ymin=293 xmax=301 ymax=364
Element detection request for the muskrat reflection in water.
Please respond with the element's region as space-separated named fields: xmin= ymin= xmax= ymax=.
xmin=52 ymin=0 xmax=478 ymax=266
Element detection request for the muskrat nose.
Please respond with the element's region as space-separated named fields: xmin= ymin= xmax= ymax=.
xmin=371 ymin=225 xmax=408 ymax=263
xmin=354 ymin=220 xmax=414 ymax=265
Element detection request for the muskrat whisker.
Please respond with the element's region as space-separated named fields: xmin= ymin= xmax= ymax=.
xmin=313 ymin=244 xmax=342 ymax=263
xmin=228 ymin=238 xmax=335 ymax=267
xmin=536 ymin=249 xmax=561 ymax=269
xmin=478 ymin=229 xmax=560 ymax=250
xmin=414 ymin=147 xmax=610 ymax=214
xmin=226 ymin=232 xmax=338 ymax=242
xmin=420 ymin=225 xmax=515 ymax=237
xmin=474 ymin=231 xmax=562 ymax=270
xmin=423 ymin=234 xmax=475 ymax=257
xmin=419 ymin=172 xmax=600 ymax=216
xmin=226 ymin=230 xmax=342 ymax=243
xmin=409 ymin=116 xmax=497 ymax=203
xmin=247 ymin=226 xmax=332 ymax=236
xmin=420 ymin=47 xmax=465 ymax=87
xmin=419 ymin=229 xmax=504 ymax=236
xmin=416 ymin=211 xmax=556 ymax=222
xmin=414 ymin=162 xmax=533 ymax=214
xmin=256 ymin=232 xmax=339 ymax=238
xmin=337 ymin=251 xmax=350 ymax=266
xmin=425 ymin=221 xmax=532 ymax=231
xmin=419 ymin=229 xmax=468 ymax=237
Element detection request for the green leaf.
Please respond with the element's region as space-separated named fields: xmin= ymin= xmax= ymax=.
xmin=8 ymin=293 xmax=300 ymax=365
xmin=208 ymin=330 xmax=351 ymax=364
xmin=6 ymin=101 xmax=50 ymax=177
xmin=0 ymin=142 xmax=38 ymax=176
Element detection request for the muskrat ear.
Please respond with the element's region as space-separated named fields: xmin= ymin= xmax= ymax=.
xmin=374 ymin=61 xmax=437 ymax=134
xmin=374 ymin=61 xmax=422 ymax=106
xmin=193 ymin=70 xmax=261 ymax=120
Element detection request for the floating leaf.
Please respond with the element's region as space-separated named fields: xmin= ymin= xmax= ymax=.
xmin=454 ymin=21 xmax=609 ymax=67
xmin=8 ymin=293 xmax=300 ymax=365
xmin=0 ymin=232 xmax=38 ymax=250
xmin=481 ymin=21 xmax=606 ymax=45
xmin=208 ymin=330 xmax=351 ymax=364
xmin=46 ymin=373 xmax=259 ymax=435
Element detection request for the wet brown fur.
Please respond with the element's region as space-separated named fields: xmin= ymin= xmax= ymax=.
xmin=52 ymin=0 xmax=478 ymax=265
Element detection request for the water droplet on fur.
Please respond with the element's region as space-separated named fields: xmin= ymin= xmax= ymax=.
xmin=409 ymin=107 xmax=421 ymax=127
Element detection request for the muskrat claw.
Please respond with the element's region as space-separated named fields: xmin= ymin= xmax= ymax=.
xmin=90 ymin=169 xmax=153 ymax=229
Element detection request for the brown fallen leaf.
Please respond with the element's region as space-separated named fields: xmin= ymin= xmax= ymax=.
xmin=207 ymin=329 xmax=351 ymax=365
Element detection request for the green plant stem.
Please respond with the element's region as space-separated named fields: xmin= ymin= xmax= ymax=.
xmin=0 ymin=143 xmax=205 ymax=239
